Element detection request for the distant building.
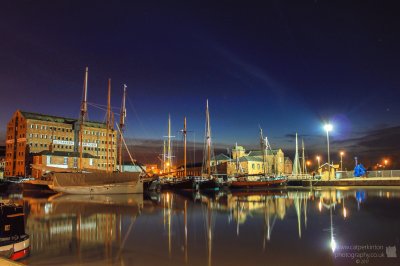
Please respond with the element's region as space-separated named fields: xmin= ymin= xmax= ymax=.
xmin=227 ymin=145 xmax=286 ymax=175
xmin=318 ymin=163 xmax=339 ymax=180
xmin=5 ymin=110 xmax=117 ymax=177
xmin=284 ymin=157 xmax=293 ymax=174
xmin=175 ymin=145 xmax=291 ymax=178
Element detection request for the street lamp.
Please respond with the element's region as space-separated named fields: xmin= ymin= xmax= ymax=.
xmin=324 ymin=124 xmax=333 ymax=180
xmin=340 ymin=151 xmax=344 ymax=172
xmin=316 ymin=156 xmax=321 ymax=169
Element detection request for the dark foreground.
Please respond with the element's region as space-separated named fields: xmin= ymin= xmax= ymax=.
xmin=2 ymin=187 xmax=400 ymax=266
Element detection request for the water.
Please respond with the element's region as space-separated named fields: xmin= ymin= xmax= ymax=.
xmin=5 ymin=187 xmax=400 ymax=265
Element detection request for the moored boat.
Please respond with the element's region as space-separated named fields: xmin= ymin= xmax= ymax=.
xmin=48 ymin=171 xmax=144 ymax=194
xmin=198 ymin=178 xmax=221 ymax=190
xmin=161 ymin=177 xmax=197 ymax=191
xmin=229 ymin=176 xmax=288 ymax=189
xmin=0 ymin=203 xmax=30 ymax=261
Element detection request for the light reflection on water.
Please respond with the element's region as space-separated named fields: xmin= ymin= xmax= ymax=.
xmin=5 ymin=188 xmax=400 ymax=265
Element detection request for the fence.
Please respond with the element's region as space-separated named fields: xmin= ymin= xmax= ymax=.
xmin=338 ymin=170 xmax=400 ymax=179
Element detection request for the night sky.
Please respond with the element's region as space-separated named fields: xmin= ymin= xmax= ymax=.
xmin=1 ymin=1 xmax=399 ymax=167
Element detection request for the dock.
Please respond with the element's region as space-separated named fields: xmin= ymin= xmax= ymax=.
xmin=287 ymin=177 xmax=400 ymax=187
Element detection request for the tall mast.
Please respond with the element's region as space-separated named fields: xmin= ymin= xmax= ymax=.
xmin=168 ymin=114 xmax=172 ymax=173
xmin=259 ymin=127 xmax=267 ymax=177
xmin=206 ymin=100 xmax=211 ymax=176
xmin=292 ymin=133 xmax=302 ymax=176
xmin=79 ymin=67 xmax=88 ymax=171
xmin=106 ymin=78 xmax=111 ymax=173
xmin=118 ymin=85 xmax=127 ymax=172
xmin=235 ymin=142 xmax=240 ymax=173
xmin=183 ymin=117 xmax=187 ymax=177
xmin=302 ymin=139 xmax=306 ymax=174
xmin=163 ymin=139 xmax=166 ymax=173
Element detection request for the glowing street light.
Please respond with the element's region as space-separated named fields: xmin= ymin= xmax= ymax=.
xmin=384 ymin=159 xmax=388 ymax=169
xmin=324 ymin=123 xmax=333 ymax=180
xmin=316 ymin=156 xmax=321 ymax=169
xmin=340 ymin=151 xmax=344 ymax=171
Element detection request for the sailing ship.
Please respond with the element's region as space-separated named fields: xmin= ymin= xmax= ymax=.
xmin=229 ymin=127 xmax=287 ymax=189
xmin=49 ymin=68 xmax=145 ymax=194
xmin=160 ymin=100 xmax=220 ymax=191
xmin=198 ymin=99 xmax=220 ymax=190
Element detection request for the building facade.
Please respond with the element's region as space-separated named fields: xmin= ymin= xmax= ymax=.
xmin=5 ymin=110 xmax=117 ymax=177
xmin=228 ymin=145 xmax=286 ymax=175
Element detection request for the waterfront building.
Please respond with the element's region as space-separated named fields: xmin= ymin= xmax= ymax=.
xmin=175 ymin=145 xmax=291 ymax=178
xmin=284 ymin=157 xmax=293 ymax=174
xmin=228 ymin=145 xmax=287 ymax=175
xmin=5 ymin=110 xmax=117 ymax=177
xmin=318 ymin=163 xmax=339 ymax=180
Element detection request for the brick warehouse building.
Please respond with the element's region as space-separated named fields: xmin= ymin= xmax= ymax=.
xmin=5 ymin=110 xmax=117 ymax=177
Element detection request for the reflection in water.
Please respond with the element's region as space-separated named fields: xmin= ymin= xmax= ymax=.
xmin=4 ymin=187 xmax=399 ymax=265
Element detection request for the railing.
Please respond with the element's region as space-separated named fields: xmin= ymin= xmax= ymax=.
xmin=338 ymin=170 xmax=400 ymax=179
xmin=288 ymin=174 xmax=313 ymax=180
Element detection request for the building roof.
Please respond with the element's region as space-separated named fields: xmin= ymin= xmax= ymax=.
xmin=212 ymin=153 xmax=231 ymax=161
xmin=19 ymin=110 xmax=106 ymax=129
xmin=318 ymin=162 xmax=339 ymax=169
xmin=36 ymin=150 xmax=98 ymax=159
xmin=247 ymin=150 xmax=278 ymax=156
xmin=284 ymin=157 xmax=292 ymax=163
xmin=232 ymin=145 xmax=245 ymax=151
xmin=237 ymin=156 xmax=264 ymax=162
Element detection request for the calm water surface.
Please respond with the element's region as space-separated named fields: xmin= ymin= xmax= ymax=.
xmin=4 ymin=187 xmax=400 ymax=266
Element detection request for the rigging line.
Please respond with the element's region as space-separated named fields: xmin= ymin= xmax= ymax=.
xmin=116 ymin=123 xmax=137 ymax=166
xmin=87 ymin=103 xmax=108 ymax=113
xmin=87 ymin=102 xmax=120 ymax=110
xmin=127 ymin=96 xmax=150 ymax=137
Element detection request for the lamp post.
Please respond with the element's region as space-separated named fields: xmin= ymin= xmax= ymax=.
xmin=324 ymin=124 xmax=333 ymax=180
xmin=340 ymin=151 xmax=344 ymax=172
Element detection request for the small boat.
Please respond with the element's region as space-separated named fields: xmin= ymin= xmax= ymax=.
xmin=229 ymin=176 xmax=288 ymax=189
xmin=0 ymin=203 xmax=30 ymax=261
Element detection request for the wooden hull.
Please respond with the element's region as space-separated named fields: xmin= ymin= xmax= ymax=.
xmin=229 ymin=178 xmax=287 ymax=189
xmin=50 ymin=172 xmax=144 ymax=195
xmin=49 ymin=181 xmax=143 ymax=194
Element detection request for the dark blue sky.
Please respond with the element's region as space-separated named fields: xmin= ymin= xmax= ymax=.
xmin=1 ymin=1 xmax=399 ymax=166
